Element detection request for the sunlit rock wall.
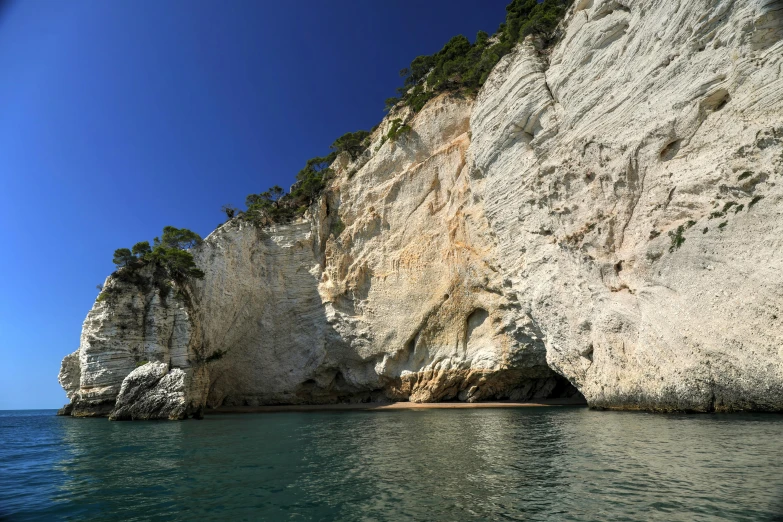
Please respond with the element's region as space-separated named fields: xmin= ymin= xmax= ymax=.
xmin=59 ymin=0 xmax=783 ymax=416
xmin=473 ymin=0 xmax=783 ymax=411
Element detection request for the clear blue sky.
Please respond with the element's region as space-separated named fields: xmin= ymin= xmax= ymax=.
xmin=0 ymin=0 xmax=510 ymax=409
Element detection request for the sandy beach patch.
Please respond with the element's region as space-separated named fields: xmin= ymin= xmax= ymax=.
xmin=205 ymin=398 xmax=586 ymax=414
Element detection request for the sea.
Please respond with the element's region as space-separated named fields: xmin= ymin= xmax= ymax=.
xmin=1 ymin=407 xmax=782 ymax=521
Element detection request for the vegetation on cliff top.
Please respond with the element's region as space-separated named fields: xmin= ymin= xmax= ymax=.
xmin=101 ymin=2 xmax=571 ymax=281
xmin=387 ymin=0 xmax=571 ymax=112
xmin=112 ymin=226 xmax=205 ymax=281
xmin=226 ymin=0 xmax=570 ymax=228
xmin=224 ymin=130 xmax=374 ymax=227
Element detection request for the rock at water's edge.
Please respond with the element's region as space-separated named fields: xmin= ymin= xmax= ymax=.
xmin=57 ymin=0 xmax=783 ymax=417
xmin=109 ymin=362 xmax=194 ymax=421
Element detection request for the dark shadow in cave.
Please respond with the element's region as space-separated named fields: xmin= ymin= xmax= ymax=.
xmin=506 ymin=371 xmax=587 ymax=405
xmin=547 ymin=373 xmax=587 ymax=404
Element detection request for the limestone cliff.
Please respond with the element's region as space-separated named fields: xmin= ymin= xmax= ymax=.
xmin=59 ymin=0 xmax=783 ymax=418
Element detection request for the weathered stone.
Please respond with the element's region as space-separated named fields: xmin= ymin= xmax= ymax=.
xmin=474 ymin=0 xmax=783 ymax=411
xmin=109 ymin=362 xmax=193 ymax=420
xmin=59 ymin=265 xmax=209 ymax=417
xmin=57 ymin=350 xmax=80 ymax=401
xmin=57 ymin=0 xmax=783 ymax=417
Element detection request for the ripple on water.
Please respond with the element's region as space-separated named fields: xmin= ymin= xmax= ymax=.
xmin=0 ymin=408 xmax=782 ymax=521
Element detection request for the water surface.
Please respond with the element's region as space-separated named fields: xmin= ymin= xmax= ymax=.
xmin=1 ymin=407 xmax=782 ymax=521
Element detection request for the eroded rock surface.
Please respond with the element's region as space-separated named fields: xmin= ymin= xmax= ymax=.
xmin=109 ymin=362 xmax=196 ymax=420
xmin=59 ymin=265 xmax=208 ymax=417
xmin=473 ymin=0 xmax=783 ymax=411
xmin=59 ymin=0 xmax=783 ymax=417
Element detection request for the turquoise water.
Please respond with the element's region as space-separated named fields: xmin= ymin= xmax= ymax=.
xmin=1 ymin=408 xmax=782 ymax=521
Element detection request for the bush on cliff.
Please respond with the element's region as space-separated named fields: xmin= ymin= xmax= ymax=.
xmin=330 ymin=130 xmax=370 ymax=160
xmin=244 ymin=184 xmax=297 ymax=225
xmin=221 ymin=205 xmax=238 ymax=220
xmin=391 ymin=0 xmax=571 ymax=113
xmin=291 ymin=154 xmax=337 ymax=204
xmin=112 ymin=248 xmax=135 ymax=268
xmin=234 ymin=130 xmax=372 ymax=226
xmin=112 ymin=226 xmax=205 ymax=281
xmin=131 ymin=241 xmax=151 ymax=257
xmin=386 ymin=118 xmax=412 ymax=141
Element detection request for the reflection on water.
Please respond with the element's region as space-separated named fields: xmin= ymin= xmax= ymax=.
xmin=1 ymin=408 xmax=782 ymax=521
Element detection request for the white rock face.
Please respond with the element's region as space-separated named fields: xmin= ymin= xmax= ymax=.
xmin=180 ymin=94 xmax=569 ymax=408
xmin=110 ymin=362 xmax=191 ymax=420
xmin=61 ymin=265 xmax=206 ymax=417
xmin=191 ymin=220 xmax=346 ymax=406
xmin=58 ymin=350 xmax=80 ymax=400
xmin=473 ymin=0 xmax=783 ymax=411
xmin=59 ymin=0 xmax=783 ymax=416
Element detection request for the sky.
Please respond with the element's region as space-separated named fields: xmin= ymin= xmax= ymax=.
xmin=0 ymin=0 xmax=511 ymax=409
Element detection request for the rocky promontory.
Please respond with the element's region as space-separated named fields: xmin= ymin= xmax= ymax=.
xmin=60 ymin=0 xmax=783 ymax=418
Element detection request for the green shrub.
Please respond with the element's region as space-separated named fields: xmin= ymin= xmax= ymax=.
xmin=507 ymin=0 xmax=571 ymax=44
xmin=112 ymin=248 xmax=135 ymax=268
xmin=235 ymin=129 xmax=373 ymax=227
xmin=111 ymin=226 xmax=205 ymax=282
xmin=221 ymin=204 xmax=238 ymax=220
xmin=291 ymin=155 xmax=336 ymax=204
xmin=131 ymin=241 xmax=151 ymax=257
xmin=668 ymin=226 xmax=686 ymax=252
xmin=330 ymin=217 xmax=346 ymax=238
xmin=330 ymin=130 xmax=371 ymax=160
xmin=709 ymin=201 xmax=742 ymax=220
xmin=385 ymin=97 xmax=401 ymax=111
xmin=668 ymin=221 xmax=696 ymax=252
xmin=387 ymin=119 xmax=412 ymax=141
xmin=393 ymin=0 xmax=570 ymax=113
xmin=147 ymin=247 xmax=205 ymax=280
xmin=244 ymin=185 xmax=296 ymax=225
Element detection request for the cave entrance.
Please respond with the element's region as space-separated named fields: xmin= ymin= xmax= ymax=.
xmin=508 ymin=371 xmax=587 ymax=405
xmin=546 ymin=373 xmax=587 ymax=404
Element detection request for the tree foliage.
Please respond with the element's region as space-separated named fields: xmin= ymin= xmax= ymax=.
xmin=394 ymin=0 xmax=571 ymax=112
xmin=157 ymin=226 xmax=202 ymax=250
xmin=245 ymin=183 xmax=299 ymax=224
xmin=233 ymin=129 xmax=372 ymax=227
xmin=292 ymin=132 xmax=371 ymax=200
xmin=131 ymin=241 xmax=151 ymax=257
xmin=147 ymin=247 xmax=204 ymax=279
xmin=112 ymin=248 xmax=135 ymax=268
xmin=221 ymin=205 xmax=238 ymax=220
xmin=112 ymin=227 xmax=204 ymax=281
xmin=505 ymin=0 xmax=570 ymax=44
xmin=330 ymin=130 xmax=370 ymax=160
xmin=291 ymin=154 xmax=336 ymax=202
xmin=386 ymin=118 xmax=411 ymax=141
